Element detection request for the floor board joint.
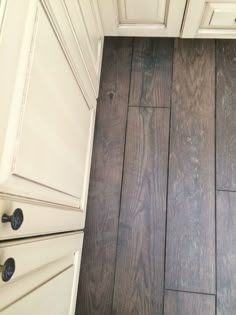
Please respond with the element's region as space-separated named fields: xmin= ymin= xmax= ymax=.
xmin=110 ymin=37 xmax=135 ymax=315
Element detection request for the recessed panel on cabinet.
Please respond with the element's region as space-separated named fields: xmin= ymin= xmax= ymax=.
xmin=15 ymin=4 xmax=90 ymax=198
xmin=118 ymin=0 xmax=166 ymax=24
xmin=43 ymin=0 xmax=103 ymax=100
xmin=63 ymin=0 xmax=104 ymax=96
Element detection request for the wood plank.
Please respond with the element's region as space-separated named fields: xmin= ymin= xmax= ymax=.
xmin=165 ymin=39 xmax=215 ymax=293
xmin=76 ymin=37 xmax=133 ymax=315
xmin=112 ymin=107 xmax=170 ymax=314
xmin=164 ymin=291 xmax=215 ymax=315
xmin=216 ymin=40 xmax=236 ymax=191
xmin=217 ymin=191 xmax=236 ymax=314
xmin=129 ymin=38 xmax=173 ymax=107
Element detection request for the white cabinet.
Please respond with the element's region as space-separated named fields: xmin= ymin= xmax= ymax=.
xmin=42 ymin=0 xmax=103 ymax=98
xmin=63 ymin=0 xmax=104 ymax=96
xmin=0 ymin=0 xmax=97 ymax=229
xmin=0 ymin=0 xmax=102 ymax=313
xmin=98 ymin=0 xmax=187 ymax=36
xmin=182 ymin=0 xmax=236 ymax=38
xmin=0 ymin=232 xmax=83 ymax=314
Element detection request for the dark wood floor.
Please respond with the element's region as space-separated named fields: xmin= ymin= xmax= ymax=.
xmin=76 ymin=38 xmax=236 ymax=315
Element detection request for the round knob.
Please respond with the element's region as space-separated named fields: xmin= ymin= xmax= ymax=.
xmin=0 ymin=258 xmax=15 ymax=282
xmin=2 ymin=208 xmax=24 ymax=230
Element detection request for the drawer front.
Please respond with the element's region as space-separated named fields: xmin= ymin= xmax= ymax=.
xmin=182 ymin=0 xmax=236 ymax=38
xmin=0 ymin=197 xmax=86 ymax=240
xmin=3 ymin=267 xmax=74 ymax=315
xmin=0 ymin=232 xmax=83 ymax=312
xmin=202 ymin=3 xmax=236 ymax=29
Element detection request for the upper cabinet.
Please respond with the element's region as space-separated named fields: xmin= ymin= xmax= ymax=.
xmin=97 ymin=0 xmax=187 ymax=36
xmin=182 ymin=0 xmax=236 ymax=38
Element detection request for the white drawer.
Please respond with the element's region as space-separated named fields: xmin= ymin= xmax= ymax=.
xmin=201 ymin=3 xmax=236 ymax=29
xmin=182 ymin=0 xmax=236 ymax=38
xmin=0 ymin=197 xmax=86 ymax=240
xmin=0 ymin=232 xmax=83 ymax=312
xmin=3 ymin=267 xmax=75 ymax=315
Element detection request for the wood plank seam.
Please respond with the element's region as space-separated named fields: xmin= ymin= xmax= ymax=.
xmin=162 ymin=38 xmax=175 ymax=315
xmin=110 ymin=37 xmax=135 ymax=314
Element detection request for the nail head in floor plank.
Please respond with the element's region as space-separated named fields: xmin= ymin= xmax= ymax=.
xmin=76 ymin=37 xmax=133 ymax=315
xmin=217 ymin=191 xmax=236 ymax=315
xmin=165 ymin=39 xmax=215 ymax=294
xmin=164 ymin=290 xmax=215 ymax=315
xmin=129 ymin=38 xmax=173 ymax=107
xmin=112 ymin=107 xmax=170 ymax=315
xmin=216 ymin=40 xmax=236 ymax=191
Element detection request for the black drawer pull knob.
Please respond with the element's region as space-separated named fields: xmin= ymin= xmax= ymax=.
xmin=2 ymin=208 xmax=24 ymax=230
xmin=0 ymin=258 xmax=15 ymax=282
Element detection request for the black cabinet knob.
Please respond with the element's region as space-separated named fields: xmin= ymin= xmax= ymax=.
xmin=0 ymin=257 xmax=15 ymax=282
xmin=2 ymin=208 xmax=24 ymax=230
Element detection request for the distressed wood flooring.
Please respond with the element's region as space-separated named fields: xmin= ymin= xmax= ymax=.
xmin=76 ymin=38 xmax=236 ymax=315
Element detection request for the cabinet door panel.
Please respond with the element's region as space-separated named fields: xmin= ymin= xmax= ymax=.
xmin=0 ymin=0 xmax=95 ymax=210
xmin=118 ymin=0 xmax=166 ymax=23
xmin=63 ymin=0 xmax=104 ymax=96
xmin=0 ymin=232 xmax=83 ymax=313
xmin=15 ymin=4 xmax=90 ymax=198
xmin=42 ymin=0 xmax=99 ymax=106
xmin=98 ymin=0 xmax=187 ymax=36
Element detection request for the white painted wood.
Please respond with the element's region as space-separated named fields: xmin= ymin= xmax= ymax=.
xmin=0 ymin=196 xmax=86 ymax=240
xmin=98 ymin=0 xmax=187 ymax=37
xmin=0 ymin=232 xmax=83 ymax=313
xmin=0 ymin=0 xmax=6 ymax=36
xmin=202 ymin=3 xmax=236 ymax=28
xmin=0 ymin=0 xmax=96 ymax=219
xmin=69 ymin=251 xmax=82 ymax=315
xmin=118 ymin=0 xmax=166 ymax=24
xmin=63 ymin=0 xmax=104 ymax=96
xmin=3 ymin=267 xmax=75 ymax=315
xmin=41 ymin=0 xmax=98 ymax=105
xmin=182 ymin=0 xmax=236 ymax=38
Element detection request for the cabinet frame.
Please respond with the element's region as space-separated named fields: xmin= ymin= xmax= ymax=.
xmin=98 ymin=0 xmax=187 ymax=37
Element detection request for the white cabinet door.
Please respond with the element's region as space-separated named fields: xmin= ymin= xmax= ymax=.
xmin=98 ymin=0 xmax=187 ymax=36
xmin=182 ymin=0 xmax=236 ymax=38
xmin=0 ymin=0 xmax=95 ymax=215
xmin=0 ymin=232 xmax=83 ymax=314
xmin=41 ymin=0 xmax=104 ymax=101
xmin=63 ymin=0 xmax=104 ymax=96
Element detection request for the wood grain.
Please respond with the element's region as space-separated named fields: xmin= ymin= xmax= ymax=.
xmin=216 ymin=40 xmax=236 ymax=191
xmin=76 ymin=37 xmax=133 ymax=315
xmin=164 ymin=291 xmax=215 ymax=315
xmin=217 ymin=191 xmax=236 ymax=315
xmin=165 ymin=39 xmax=215 ymax=293
xmin=112 ymin=107 xmax=170 ymax=314
xmin=129 ymin=38 xmax=173 ymax=107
